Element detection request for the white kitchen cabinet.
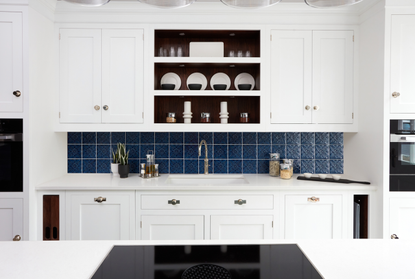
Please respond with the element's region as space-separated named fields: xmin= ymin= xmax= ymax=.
xmin=270 ymin=30 xmax=353 ymax=124
xmin=389 ymin=197 xmax=415 ymax=240
xmin=211 ymin=215 xmax=273 ymax=240
xmin=284 ymin=194 xmax=344 ymax=239
xmin=59 ymin=28 xmax=144 ymax=124
xmin=0 ymin=12 xmax=23 ymax=113
xmin=66 ymin=191 xmax=135 ymax=240
xmin=0 ymin=199 xmax=23 ymax=241
xmin=141 ymin=215 xmax=204 ymax=240
xmin=390 ymin=15 xmax=415 ymax=114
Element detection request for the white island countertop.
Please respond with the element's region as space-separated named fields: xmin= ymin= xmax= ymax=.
xmin=0 ymin=239 xmax=412 ymax=279
xmin=36 ymin=173 xmax=376 ymax=191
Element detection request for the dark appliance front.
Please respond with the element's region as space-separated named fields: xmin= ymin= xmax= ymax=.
xmin=92 ymin=244 xmax=323 ymax=279
xmin=0 ymin=119 xmax=23 ymax=192
xmin=390 ymin=120 xmax=415 ymax=191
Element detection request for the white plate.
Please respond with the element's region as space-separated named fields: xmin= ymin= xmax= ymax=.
xmin=187 ymin=72 xmax=207 ymax=90
xmin=234 ymin=73 xmax=255 ymax=91
xmin=160 ymin=72 xmax=181 ymax=90
xmin=210 ymin=72 xmax=231 ymax=90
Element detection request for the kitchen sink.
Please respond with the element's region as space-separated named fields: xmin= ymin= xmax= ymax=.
xmin=165 ymin=174 xmax=249 ymax=185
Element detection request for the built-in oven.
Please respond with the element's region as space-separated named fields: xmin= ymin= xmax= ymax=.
xmin=390 ymin=120 xmax=415 ymax=191
xmin=0 ymin=119 xmax=23 ymax=192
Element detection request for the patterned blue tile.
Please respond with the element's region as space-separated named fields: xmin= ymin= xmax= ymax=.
xmin=157 ymin=159 xmax=169 ymax=173
xmin=272 ymin=145 xmax=286 ymax=159
xmin=140 ymin=144 xmax=155 ymax=158
xmin=97 ymin=145 xmax=110 ymax=159
xmin=68 ymin=159 xmax=81 ymax=173
xmin=229 ymin=132 xmax=242 ymax=144
xmin=184 ymin=145 xmax=198 ymax=159
xmin=301 ymin=133 xmax=315 ymax=145
xmin=293 ymin=159 xmax=301 ymax=174
xmin=111 ymin=132 xmax=125 ymax=144
xmin=286 ymin=132 xmax=301 ymax=145
xmin=229 ymin=160 xmax=242 ymax=173
xmin=185 ymin=132 xmax=198 ymax=144
xmin=214 ymin=132 xmax=228 ymax=144
xmin=185 ymin=160 xmax=199 ymax=174
xmin=199 ymin=132 xmax=213 ymax=144
xmin=83 ymin=132 xmax=96 ymax=144
xmin=330 ymin=160 xmax=344 ymax=174
xmin=286 ymin=145 xmax=301 ymax=159
xmin=272 ymin=132 xmax=285 ymax=145
xmin=155 ymin=144 xmax=169 ymax=158
xmin=198 ymin=159 xmax=213 ymax=174
xmin=170 ymin=159 xmax=184 ymax=174
xmin=330 ymin=133 xmax=343 ymax=145
xmin=214 ymin=160 xmax=228 ymax=174
xmin=315 ymin=132 xmax=329 ymax=145
xmin=141 ymin=132 xmax=154 ymax=144
xmin=229 ymin=145 xmax=242 ymax=159
xmin=126 ymin=132 xmax=140 ymax=144
xmin=258 ymin=133 xmax=271 ymax=144
xmin=97 ymin=132 xmax=110 ymax=144
xmin=258 ymin=145 xmax=271 ymax=159
xmin=330 ymin=145 xmax=343 ymax=159
xmin=301 ymin=145 xmax=315 ymax=159
xmin=83 ymin=159 xmax=96 ymax=173
xmin=97 ymin=159 xmax=111 ymax=173
xmin=68 ymin=132 xmax=81 ymax=144
xmin=170 ymin=132 xmax=183 ymax=144
xmin=315 ymin=160 xmax=329 ymax=174
xmin=68 ymin=145 xmax=81 ymax=159
xmin=301 ymin=160 xmax=314 ymax=174
xmin=169 ymin=144 xmax=183 ymax=159
xmin=258 ymin=160 xmax=269 ymax=174
xmin=243 ymin=132 xmax=257 ymax=144
xmin=214 ymin=145 xmax=228 ymax=159
xmin=83 ymin=145 xmax=96 ymax=159
xmin=243 ymin=160 xmax=257 ymax=174
xmin=127 ymin=145 xmax=140 ymax=159
xmin=129 ymin=159 xmax=139 ymax=173
xmin=315 ymin=145 xmax=329 ymax=159
xmin=243 ymin=145 xmax=257 ymax=159
xmin=155 ymin=132 xmax=169 ymax=144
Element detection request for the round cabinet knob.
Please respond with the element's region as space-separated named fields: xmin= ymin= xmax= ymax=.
xmin=94 ymin=105 xmax=100 ymax=111
xmin=391 ymin=234 xmax=399 ymax=239
xmin=168 ymin=199 xmax=180 ymax=205
xmin=13 ymin=90 xmax=21 ymax=97
xmin=313 ymin=106 xmax=320 ymax=111
xmin=94 ymin=196 xmax=107 ymax=203
xmin=234 ymin=199 xmax=246 ymax=205
xmin=103 ymin=105 xmax=109 ymax=111
xmin=392 ymin=92 xmax=400 ymax=98
xmin=305 ymin=105 xmax=311 ymax=110
xmin=13 ymin=235 xmax=21 ymax=241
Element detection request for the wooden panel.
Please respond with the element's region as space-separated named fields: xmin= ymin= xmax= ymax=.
xmin=154 ymin=96 xmax=260 ymax=124
xmin=43 ymin=195 xmax=59 ymax=241
xmin=354 ymin=195 xmax=368 ymax=239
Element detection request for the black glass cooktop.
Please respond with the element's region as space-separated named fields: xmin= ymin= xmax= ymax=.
xmin=91 ymin=244 xmax=323 ymax=279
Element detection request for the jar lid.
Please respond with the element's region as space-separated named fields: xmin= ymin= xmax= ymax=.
xmin=201 ymin=112 xmax=210 ymax=118
xmin=167 ymin=112 xmax=175 ymax=118
xmin=240 ymin=112 xmax=249 ymax=117
xmin=280 ymin=163 xmax=291 ymax=169
xmin=270 ymin=153 xmax=280 ymax=159
xmin=283 ymin=159 xmax=293 ymax=164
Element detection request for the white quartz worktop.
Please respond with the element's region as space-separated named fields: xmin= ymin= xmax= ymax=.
xmin=1 ymin=239 xmax=412 ymax=279
xmin=36 ymin=174 xmax=376 ymax=191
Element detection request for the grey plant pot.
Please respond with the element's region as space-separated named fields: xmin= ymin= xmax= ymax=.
xmin=118 ymin=164 xmax=130 ymax=178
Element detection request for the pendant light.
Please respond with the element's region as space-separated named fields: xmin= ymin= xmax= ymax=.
xmin=304 ymin=0 xmax=363 ymax=8
xmin=138 ymin=0 xmax=195 ymax=9
xmin=62 ymin=0 xmax=110 ymax=6
xmin=220 ymin=0 xmax=281 ymax=9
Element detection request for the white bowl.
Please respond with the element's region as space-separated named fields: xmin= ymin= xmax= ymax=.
xmin=303 ymin=173 xmax=312 ymax=178
xmin=332 ymin=174 xmax=341 ymax=181
xmin=318 ymin=174 xmax=327 ymax=180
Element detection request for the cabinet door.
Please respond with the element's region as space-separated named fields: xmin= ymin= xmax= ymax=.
xmin=0 ymin=199 xmax=23 ymax=241
xmin=141 ymin=215 xmax=204 ymax=240
xmin=66 ymin=192 xmax=135 ymax=240
xmin=285 ymin=194 xmax=343 ymax=239
xmin=390 ymin=16 xmax=415 ymax=113
xmin=211 ymin=215 xmax=273 ymax=240
xmin=312 ymin=31 xmax=353 ymax=124
xmin=390 ymin=198 xmax=415 ymax=240
xmin=59 ymin=29 xmax=102 ymax=123
xmin=102 ymin=29 xmax=144 ymax=123
xmin=0 ymin=12 xmax=23 ymax=112
xmin=270 ymin=30 xmax=312 ymax=124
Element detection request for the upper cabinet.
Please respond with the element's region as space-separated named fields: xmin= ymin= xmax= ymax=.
xmin=390 ymin=15 xmax=415 ymax=114
xmin=0 ymin=12 xmax=23 ymax=113
xmin=270 ymin=30 xmax=354 ymax=124
xmin=59 ymin=28 xmax=144 ymax=124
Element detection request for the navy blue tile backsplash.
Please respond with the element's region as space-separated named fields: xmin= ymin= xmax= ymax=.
xmin=67 ymin=132 xmax=344 ymax=174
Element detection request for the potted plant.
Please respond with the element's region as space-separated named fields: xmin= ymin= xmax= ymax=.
xmin=117 ymin=143 xmax=130 ymax=178
xmin=111 ymin=144 xmax=120 ymax=176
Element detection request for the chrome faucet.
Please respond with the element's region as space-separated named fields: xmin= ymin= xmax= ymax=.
xmin=198 ymin=140 xmax=209 ymax=174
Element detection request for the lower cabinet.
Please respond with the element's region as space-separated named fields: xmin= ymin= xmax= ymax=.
xmin=0 ymin=199 xmax=23 ymax=241
xmin=141 ymin=215 xmax=204 ymax=240
xmin=284 ymin=194 xmax=344 ymax=239
xmin=211 ymin=215 xmax=273 ymax=240
xmin=66 ymin=191 xmax=135 ymax=240
xmin=389 ymin=197 xmax=415 ymax=240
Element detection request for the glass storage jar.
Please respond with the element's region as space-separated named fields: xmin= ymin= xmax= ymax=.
xmin=269 ymin=153 xmax=280 ymax=177
xmin=280 ymin=163 xmax=292 ymax=180
xmin=283 ymin=159 xmax=294 ymax=176
xmin=240 ymin=112 xmax=249 ymax=123
xmin=166 ymin=112 xmax=176 ymax=123
xmin=200 ymin=112 xmax=211 ymax=123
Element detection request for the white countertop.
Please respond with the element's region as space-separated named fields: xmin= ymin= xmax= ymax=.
xmin=36 ymin=174 xmax=376 ymax=191
xmin=1 ymin=239 xmax=412 ymax=279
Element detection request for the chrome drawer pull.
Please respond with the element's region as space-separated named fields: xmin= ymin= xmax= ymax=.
xmin=94 ymin=197 xmax=106 ymax=203
xmin=307 ymin=196 xmax=320 ymax=203
xmin=168 ymin=199 xmax=180 ymax=205
xmin=391 ymin=234 xmax=399 ymax=239
xmin=234 ymin=199 xmax=246 ymax=205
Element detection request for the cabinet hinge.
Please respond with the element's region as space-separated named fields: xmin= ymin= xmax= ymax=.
xmin=270 ymin=112 xmax=272 ymax=119
xmin=140 ymin=221 xmax=142 ymax=228
xmin=353 ymin=35 xmax=354 ymax=42
xmin=270 ymin=34 xmax=272 ymax=41
xmin=59 ymin=112 xmax=61 ymax=118
xmin=352 ymin=112 xmax=354 ymax=119
xmin=142 ymin=112 xmax=144 ymax=119
xmin=59 ymin=33 xmax=61 ymax=40
xmin=272 ymin=221 xmax=274 ymax=228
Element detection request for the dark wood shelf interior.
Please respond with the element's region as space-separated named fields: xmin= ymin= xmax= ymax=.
xmin=154 ymin=96 xmax=260 ymax=124
xmin=354 ymin=195 xmax=368 ymax=239
xmin=155 ymin=29 xmax=260 ymax=58
xmin=43 ymin=195 xmax=59 ymax=241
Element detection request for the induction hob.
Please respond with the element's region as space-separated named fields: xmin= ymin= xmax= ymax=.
xmin=91 ymin=244 xmax=323 ymax=279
